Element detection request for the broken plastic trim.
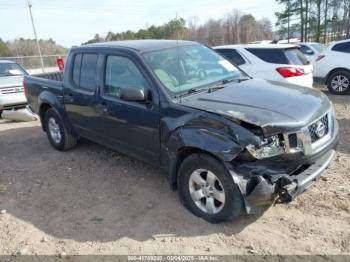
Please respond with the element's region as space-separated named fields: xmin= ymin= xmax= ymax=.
xmin=227 ymin=149 xmax=336 ymax=215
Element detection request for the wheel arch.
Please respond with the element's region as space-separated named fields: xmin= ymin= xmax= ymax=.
xmin=166 ymin=127 xmax=243 ymax=190
xmin=38 ymin=91 xmax=76 ymax=135
xmin=326 ymin=67 xmax=350 ymax=83
xmin=39 ymin=103 xmax=52 ymax=131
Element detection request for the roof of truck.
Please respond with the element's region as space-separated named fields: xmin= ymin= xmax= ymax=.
xmin=82 ymin=39 xmax=198 ymax=52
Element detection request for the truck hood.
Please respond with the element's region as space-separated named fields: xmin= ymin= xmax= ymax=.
xmin=0 ymin=76 xmax=23 ymax=89
xmin=0 ymin=76 xmax=24 ymax=89
xmin=178 ymin=79 xmax=331 ymax=135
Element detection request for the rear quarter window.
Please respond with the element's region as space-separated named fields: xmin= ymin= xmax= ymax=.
xmin=245 ymin=48 xmax=288 ymax=64
xmin=332 ymin=42 xmax=350 ymax=53
xmin=246 ymin=48 xmax=308 ymax=65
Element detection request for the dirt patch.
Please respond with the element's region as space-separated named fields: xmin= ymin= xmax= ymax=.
xmin=0 ymin=89 xmax=349 ymax=256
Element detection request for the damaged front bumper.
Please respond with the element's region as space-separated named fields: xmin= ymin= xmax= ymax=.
xmin=228 ymin=148 xmax=337 ymax=214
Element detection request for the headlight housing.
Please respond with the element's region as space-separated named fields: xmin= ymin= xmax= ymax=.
xmin=246 ymin=135 xmax=284 ymax=159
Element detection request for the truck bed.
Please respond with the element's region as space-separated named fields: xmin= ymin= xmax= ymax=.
xmin=24 ymin=73 xmax=64 ymax=115
xmin=32 ymin=71 xmax=63 ymax=82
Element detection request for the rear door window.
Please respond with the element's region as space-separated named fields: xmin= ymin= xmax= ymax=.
xmin=216 ymin=49 xmax=246 ymax=65
xmin=332 ymin=42 xmax=350 ymax=53
xmin=80 ymin=53 xmax=98 ymax=90
xmin=72 ymin=53 xmax=82 ymax=86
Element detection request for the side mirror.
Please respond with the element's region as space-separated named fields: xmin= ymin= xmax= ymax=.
xmin=120 ymin=86 xmax=146 ymax=102
xmin=305 ymin=49 xmax=315 ymax=55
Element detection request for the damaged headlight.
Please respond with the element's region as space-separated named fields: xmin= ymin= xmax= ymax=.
xmin=246 ymin=135 xmax=285 ymax=159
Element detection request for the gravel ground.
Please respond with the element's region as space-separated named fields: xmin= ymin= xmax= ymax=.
xmin=0 ymin=87 xmax=349 ymax=256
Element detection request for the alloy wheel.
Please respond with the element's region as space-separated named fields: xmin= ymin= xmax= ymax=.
xmin=48 ymin=117 xmax=62 ymax=144
xmin=188 ymin=169 xmax=225 ymax=214
xmin=331 ymin=75 xmax=349 ymax=93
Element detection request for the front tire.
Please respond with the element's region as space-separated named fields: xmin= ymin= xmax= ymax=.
xmin=327 ymin=70 xmax=350 ymax=95
xmin=44 ymin=108 xmax=77 ymax=151
xmin=178 ymin=153 xmax=244 ymax=223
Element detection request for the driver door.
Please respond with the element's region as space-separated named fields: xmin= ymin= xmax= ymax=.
xmin=95 ymin=54 xmax=160 ymax=164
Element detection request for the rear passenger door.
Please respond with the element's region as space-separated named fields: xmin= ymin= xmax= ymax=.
xmin=64 ymin=52 xmax=102 ymax=140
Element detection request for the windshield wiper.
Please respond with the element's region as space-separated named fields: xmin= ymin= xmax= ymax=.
xmin=207 ymin=77 xmax=251 ymax=93
xmin=176 ymin=76 xmax=251 ymax=98
xmin=207 ymin=78 xmax=238 ymax=93
xmin=175 ymin=87 xmax=207 ymax=98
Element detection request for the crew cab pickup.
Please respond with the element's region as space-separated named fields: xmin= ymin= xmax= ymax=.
xmin=24 ymin=40 xmax=339 ymax=223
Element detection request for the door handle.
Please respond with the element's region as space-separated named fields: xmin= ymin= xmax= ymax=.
xmin=66 ymin=93 xmax=74 ymax=102
xmin=98 ymin=101 xmax=108 ymax=114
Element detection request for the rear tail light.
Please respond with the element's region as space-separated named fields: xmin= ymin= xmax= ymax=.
xmin=276 ymin=67 xmax=305 ymax=78
xmin=316 ymin=55 xmax=325 ymax=62
xmin=22 ymin=80 xmax=27 ymax=97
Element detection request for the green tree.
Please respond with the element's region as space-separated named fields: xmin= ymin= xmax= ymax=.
xmin=0 ymin=38 xmax=11 ymax=57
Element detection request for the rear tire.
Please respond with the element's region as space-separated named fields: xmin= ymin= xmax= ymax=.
xmin=327 ymin=70 xmax=350 ymax=95
xmin=43 ymin=108 xmax=77 ymax=151
xmin=178 ymin=153 xmax=244 ymax=223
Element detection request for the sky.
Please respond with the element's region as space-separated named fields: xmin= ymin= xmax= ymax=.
xmin=0 ymin=0 xmax=282 ymax=48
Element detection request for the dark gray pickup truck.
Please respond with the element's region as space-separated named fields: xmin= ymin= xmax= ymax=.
xmin=24 ymin=40 xmax=339 ymax=223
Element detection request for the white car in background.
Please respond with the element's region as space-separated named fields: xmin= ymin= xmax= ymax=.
xmin=314 ymin=39 xmax=350 ymax=95
xmin=0 ymin=60 xmax=28 ymax=115
xmin=298 ymin=42 xmax=326 ymax=62
xmin=214 ymin=44 xmax=314 ymax=88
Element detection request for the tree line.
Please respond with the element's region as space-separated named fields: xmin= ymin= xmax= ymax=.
xmin=0 ymin=38 xmax=67 ymax=69
xmin=1 ymin=2 xmax=349 ymax=59
xmin=83 ymin=9 xmax=273 ymax=46
xmin=276 ymin=0 xmax=350 ymax=43
xmin=0 ymin=38 xmax=67 ymax=57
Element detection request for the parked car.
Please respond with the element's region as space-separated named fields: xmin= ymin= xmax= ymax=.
xmin=213 ymin=44 xmax=314 ymax=88
xmin=314 ymin=39 xmax=350 ymax=95
xmin=0 ymin=60 xmax=28 ymax=115
xmin=297 ymin=42 xmax=326 ymax=62
xmin=24 ymin=40 xmax=338 ymax=223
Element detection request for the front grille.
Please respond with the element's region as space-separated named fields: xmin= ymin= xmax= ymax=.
xmin=0 ymin=86 xmax=24 ymax=94
xmin=3 ymin=104 xmax=27 ymax=110
xmin=288 ymin=133 xmax=298 ymax=148
xmin=308 ymin=114 xmax=329 ymax=143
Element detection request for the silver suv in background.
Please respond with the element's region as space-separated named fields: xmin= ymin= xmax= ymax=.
xmin=0 ymin=60 xmax=28 ymax=115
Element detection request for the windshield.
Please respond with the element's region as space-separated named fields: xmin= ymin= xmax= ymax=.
xmin=310 ymin=43 xmax=325 ymax=53
xmin=0 ymin=62 xmax=27 ymax=77
xmin=143 ymin=44 xmax=246 ymax=97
